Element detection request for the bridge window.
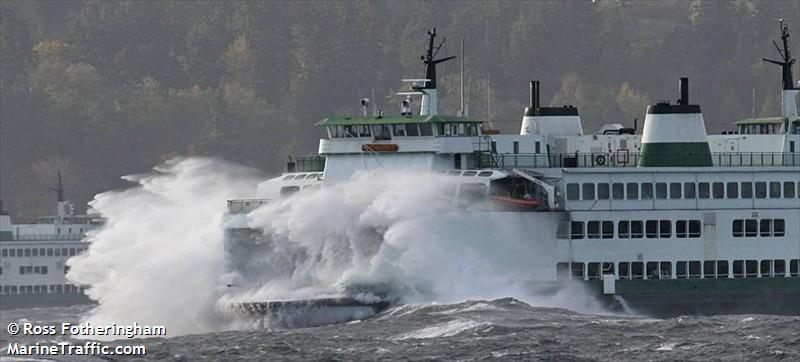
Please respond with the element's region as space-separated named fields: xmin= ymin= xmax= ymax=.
xmin=612 ymin=183 xmax=624 ymax=200
xmin=626 ymin=183 xmax=638 ymax=200
xmin=741 ymin=182 xmax=753 ymax=198
xmin=755 ymin=182 xmax=767 ymax=198
xmin=597 ymin=183 xmax=610 ymax=199
xmin=641 ymin=183 xmax=653 ymax=200
xmin=566 ymin=183 xmax=579 ymax=200
xmin=419 ymin=123 xmax=433 ymax=136
xmin=655 ymin=183 xmax=667 ymax=199
xmin=698 ymin=182 xmax=710 ymax=199
xmin=684 ymin=183 xmax=696 ymax=199
xmin=726 ymin=182 xmax=738 ymax=198
xmin=406 ymin=124 xmax=420 ymax=136
xmin=784 ymin=182 xmax=796 ymax=198
xmin=769 ymin=182 xmax=781 ymax=198
xmin=393 ymin=124 xmax=406 ymax=137
xmin=582 ymin=183 xmax=595 ymax=200
xmin=669 ymin=183 xmax=681 ymax=199
xmin=712 ymin=182 xmax=724 ymax=199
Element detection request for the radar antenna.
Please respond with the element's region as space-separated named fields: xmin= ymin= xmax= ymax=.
xmin=763 ymin=19 xmax=798 ymax=90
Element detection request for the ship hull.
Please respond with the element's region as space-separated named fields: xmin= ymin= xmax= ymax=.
xmin=0 ymin=292 xmax=93 ymax=310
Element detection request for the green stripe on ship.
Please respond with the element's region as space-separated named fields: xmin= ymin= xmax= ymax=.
xmin=639 ymin=142 xmax=713 ymax=167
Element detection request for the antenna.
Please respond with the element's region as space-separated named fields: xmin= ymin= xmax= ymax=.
xmin=459 ymin=37 xmax=465 ymax=117
xmin=487 ymin=77 xmax=492 ymax=128
xmin=49 ymin=172 xmax=65 ymax=202
xmin=751 ymin=87 xmax=756 ymax=120
xmin=763 ymin=19 xmax=797 ymax=90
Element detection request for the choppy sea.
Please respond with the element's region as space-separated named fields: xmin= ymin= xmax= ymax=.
xmin=2 ymin=299 xmax=798 ymax=361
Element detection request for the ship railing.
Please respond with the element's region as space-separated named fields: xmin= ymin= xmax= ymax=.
xmin=227 ymin=199 xmax=270 ymax=214
xmin=475 ymin=151 xmax=800 ymax=169
xmin=11 ymin=234 xmax=86 ymax=241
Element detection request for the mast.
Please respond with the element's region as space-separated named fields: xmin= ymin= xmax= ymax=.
xmin=763 ymin=20 xmax=799 ymax=134
xmin=459 ymin=37 xmax=465 ymax=117
xmin=416 ymin=28 xmax=455 ymax=116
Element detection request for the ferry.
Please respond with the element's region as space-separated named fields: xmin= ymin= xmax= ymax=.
xmin=0 ymin=174 xmax=101 ymax=309
xmin=223 ymin=24 xmax=800 ymax=317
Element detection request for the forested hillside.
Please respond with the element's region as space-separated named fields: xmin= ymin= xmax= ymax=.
xmin=1 ymin=0 xmax=798 ymax=219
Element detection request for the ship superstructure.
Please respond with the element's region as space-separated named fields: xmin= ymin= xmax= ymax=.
xmin=0 ymin=173 xmax=101 ymax=309
xmin=224 ymin=23 xmax=800 ymax=316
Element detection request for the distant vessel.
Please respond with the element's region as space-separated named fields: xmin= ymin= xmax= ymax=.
xmin=0 ymin=173 xmax=101 ymax=309
xmin=224 ymin=23 xmax=799 ymax=317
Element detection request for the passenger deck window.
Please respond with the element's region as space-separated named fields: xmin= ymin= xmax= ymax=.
xmin=602 ymin=221 xmax=613 ymax=239
xmin=587 ymin=221 xmax=600 ymax=239
xmin=717 ymin=260 xmax=728 ymax=278
xmin=784 ymin=182 xmax=796 ymax=198
xmin=406 ymin=124 xmax=420 ymax=136
xmin=689 ymin=261 xmax=701 ymax=278
xmin=790 ymin=260 xmax=799 ymax=277
xmin=733 ymin=261 xmax=744 ymax=278
xmin=775 ymin=260 xmax=786 ymax=276
xmin=774 ymin=219 xmax=785 ymax=237
xmin=684 ymin=183 xmax=696 ymax=199
xmin=419 ymin=123 xmax=433 ymax=136
xmin=655 ymin=183 xmax=667 ymax=199
xmin=631 ymin=220 xmax=643 ymax=238
xmin=645 ymin=220 xmax=658 ymax=238
xmin=632 ymin=262 xmax=644 ymax=279
xmin=587 ymin=262 xmax=601 ymax=280
xmin=571 ymin=262 xmax=585 ymax=279
xmin=755 ymin=182 xmax=767 ymax=198
xmin=769 ymin=181 xmax=781 ymax=198
xmin=732 ymin=220 xmax=743 ymax=237
xmin=741 ymin=182 xmax=753 ymax=198
xmin=582 ymin=183 xmax=595 ymax=200
xmin=597 ymin=183 xmax=610 ymax=200
xmin=745 ymin=219 xmax=757 ymax=237
xmin=566 ymin=183 xmax=579 ymax=200
xmin=618 ymin=221 xmax=629 ymax=238
xmin=759 ymin=219 xmax=771 ymax=237
xmin=676 ymin=261 xmax=688 ymax=279
xmin=626 ymin=183 xmax=638 ymax=200
xmin=698 ymin=182 xmax=710 ymax=199
xmin=712 ymin=182 xmax=724 ymax=199
xmin=612 ymin=183 xmax=624 ymax=200
xmin=641 ymin=183 xmax=653 ymax=200
xmin=570 ymin=221 xmax=584 ymax=239
xmin=745 ymin=260 xmax=758 ymax=277
xmin=688 ymin=220 xmax=701 ymax=238
xmin=618 ymin=262 xmax=630 ymax=280
xmin=669 ymin=183 xmax=681 ymax=199
xmin=703 ymin=260 xmax=716 ymax=278
xmin=726 ymin=182 xmax=738 ymax=199
xmin=760 ymin=260 xmax=772 ymax=277
xmin=676 ymin=220 xmax=687 ymax=238
xmin=659 ymin=220 xmax=671 ymax=238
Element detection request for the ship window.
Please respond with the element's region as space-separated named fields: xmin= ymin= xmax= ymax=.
xmin=417 ymin=123 xmax=431 ymax=136
xmin=477 ymin=171 xmax=493 ymax=177
xmin=571 ymin=262 xmax=584 ymax=279
xmin=676 ymin=220 xmax=687 ymax=238
xmin=688 ymin=220 xmax=701 ymax=238
xmin=774 ymin=219 xmax=785 ymax=237
xmin=669 ymin=183 xmax=681 ymax=199
xmin=645 ymin=220 xmax=657 ymax=238
xmin=587 ymin=221 xmax=600 ymax=239
xmin=646 ymin=262 xmax=658 ymax=279
xmin=42 ymin=266 xmax=48 ymax=274
xmin=744 ymin=260 xmax=758 ymax=278
xmin=769 ymin=181 xmax=781 ymax=198
xmin=698 ymin=182 xmax=710 ymax=199
xmin=618 ymin=221 xmax=629 ymax=238
xmin=602 ymin=221 xmax=613 ymax=239
xmin=741 ymin=182 xmax=753 ymax=198
xmin=759 ymin=219 xmax=771 ymax=237
xmin=280 ymin=186 xmax=300 ymax=197
xmin=25 ymin=266 xmax=33 ymax=274
xmin=732 ymin=220 xmax=743 ymax=237
xmin=597 ymin=183 xmax=610 ymax=199
xmin=789 ymin=260 xmax=799 ymax=277
xmin=535 ymin=141 xmax=541 ymax=153
xmin=745 ymin=219 xmax=757 ymax=237
xmin=459 ymin=183 xmax=487 ymax=202
xmin=626 ymin=183 xmax=638 ymax=200
xmin=712 ymin=182 xmax=724 ymax=199
xmin=292 ymin=174 xmax=306 ymax=180
xmin=632 ymin=262 xmax=644 ymax=279
xmin=784 ymin=182 xmax=795 ymax=198
xmin=556 ymin=263 xmax=570 ymax=280
xmin=570 ymin=221 xmax=584 ymax=239
xmin=717 ymin=260 xmax=729 ymax=278
xmin=566 ymin=184 xmax=579 ymax=200
xmin=462 ymin=171 xmax=478 ymax=176
xmin=774 ymin=260 xmax=785 ymax=276
xmin=655 ymin=183 xmax=667 ymax=199
xmin=760 ymin=260 xmax=772 ymax=277
xmin=39 ymin=248 xmax=45 ymax=256
xmin=726 ymin=182 xmax=738 ymax=199
xmin=676 ymin=261 xmax=688 ymax=279
xmin=587 ymin=262 xmax=601 ymax=280
xmin=406 ymin=124 xmax=420 ymax=137
xmin=393 ymin=124 xmax=406 ymax=137
xmin=703 ymin=261 xmax=716 ymax=278
xmin=603 ymin=262 xmax=615 ymax=275
xmin=755 ymin=182 xmax=767 ymax=198
xmin=34 ymin=266 xmax=41 ymax=274
xmin=17 ymin=248 xmax=22 ymax=256
xmin=32 ymin=248 xmax=38 ymax=257
xmin=660 ymin=262 xmax=672 ymax=279
xmin=733 ymin=260 xmax=744 ymax=278
xmin=1 ymin=249 xmax=6 ymax=257
xmin=618 ymin=262 xmax=630 ymax=280
xmin=612 ymin=183 xmax=624 ymax=200
xmin=19 ymin=266 xmax=25 ymax=275
xmin=69 ymin=248 xmax=76 ymax=256
xmin=582 ymin=183 xmax=595 ymax=200
xmin=659 ymin=220 xmax=671 ymax=238
xmin=641 ymin=183 xmax=653 ymax=200
xmin=630 ymin=220 xmax=643 ymax=238
xmin=684 ymin=183 xmax=696 ymax=199
xmin=24 ymin=248 xmax=31 ymax=257
xmin=8 ymin=249 xmax=14 ymax=257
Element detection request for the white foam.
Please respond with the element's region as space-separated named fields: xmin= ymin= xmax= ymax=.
xmin=393 ymin=319 xmax=486 ymax=340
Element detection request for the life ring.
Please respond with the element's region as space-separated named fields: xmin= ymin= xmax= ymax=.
xmin=595 ymin=155 xmax=606 ymax=166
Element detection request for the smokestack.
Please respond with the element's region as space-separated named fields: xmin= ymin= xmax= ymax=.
xmin=679 ymin=77 xmax=689 ymax=105
xmin=530 ymin=80 xmax=540 ymax=114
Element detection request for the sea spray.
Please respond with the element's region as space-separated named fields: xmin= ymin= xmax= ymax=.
xmin=66 ymin=157 xmax=263 ymax=337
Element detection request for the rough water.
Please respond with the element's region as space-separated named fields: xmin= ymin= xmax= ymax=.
xmin=2 ymin=301 xmax=799 ymax=361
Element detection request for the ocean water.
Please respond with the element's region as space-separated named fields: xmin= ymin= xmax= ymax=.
xmin=2 ymin=300 xmax=799 ymax=361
